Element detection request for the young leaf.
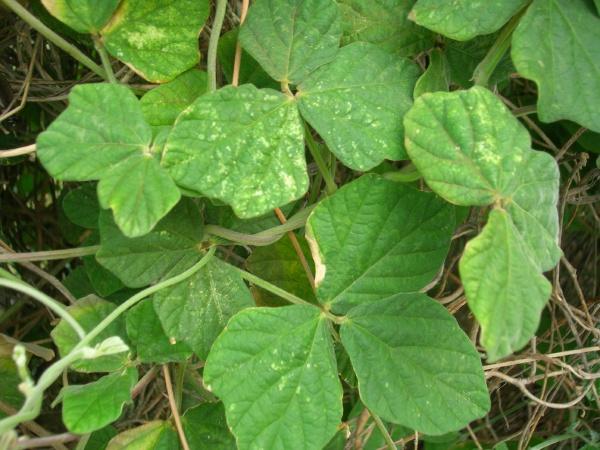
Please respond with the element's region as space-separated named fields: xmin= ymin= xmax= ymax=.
xmin=63 ymin=183 xmax=100 ymax=229
xmin=96 ymin=199 xmax=204 ymax=288
xmin=36 ymin=83 xmax=180 ymax=237
xmin=126 ymin=300 xmax=192 ymax=363
xmin=41 ymin=0 xmax=119 ymax=33
xmin=511 ymin=0 xmax=600 ymax=132
xmin=51 ymin=295 xmax=129 ymax=373
xmin=409 ymin=0 xmax=527 ymax=41
xmin=306 ymin=174 xmax=455 ymax=314
xmin=203 ymin=305 xmax=343 ymax=450
xmin=163 ymin=85 xmax=309 ymax=218
xmin=459 ymin=209 xmax=552 ymax=361
xmin=140 ymin=69 xmax=208 ymax=135
xmin=337 ymin=0 xmax=434 ymax=56
xmin=340 ymin=294 xmax=490 ymax=435
xmin=297 ymin=42 xmax=419 ymax=169
xmin=62 ymin=367 xmax=138 ymax=433
xmin=182 ymin=403 xmax=236 ymax=449
xmin=153 ymin=258 xmax=254 ymax=359
xmin=101 ymin=0 xmax=210 ymax=83
xmin=239 ymin=0 xmax=342 ymax=84
xmin=106 ymin=421 xmax=179 ymax=450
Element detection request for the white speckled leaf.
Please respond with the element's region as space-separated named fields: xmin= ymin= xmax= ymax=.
xmin=62 ymin=367 xmax=137 ymax=434
xmin=306 ymin=174 xmax=455 ymax=314
xmin=409 ymin=0 xmax=527 ymax=41
xmin=203 ymin=305 xmax=342 ymax=450
xmin=460 ymin=209 xmax=552 ymax=361
xmin=341 ymin=294 xmax=490 ymax=435
xmin=239 ymin=0 xmax=342 ymax=84
xmin=96 ymin=200 xmax=204 ymax=288
xmin=337 ymin=0 xmax=434 ymax=56
xmin=163 ymin=85 xmax=309 ymax=218
xmin=298 ymin=43 xmax=419 ymax=170
xmin=153 ymin=258 xmax=254 ymax=359
xmin=42 ymin=0 xmax=119 ymax=33
xmin=101 ymin=0 xmax=210 ymax=83
xmin=511 ymin=0 xmax=600 ymax=132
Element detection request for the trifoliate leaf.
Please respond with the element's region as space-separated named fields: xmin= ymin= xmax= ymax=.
xmin=409 ymin=0 xmax=527 ymax=41
xmin=153 ymin=258 xmax=254 ymax=359
xmin=337 ymin=0 xmax=434 ymax=56
xmin=41 ymin=0 xmax=119 ymax=33
xmin=101 ymin=0 xmax=210 ymax=83
xmin=51 ymin=295 xmax=129 ymax=373
xmin=126 ymin=300 xmax=192 ymax=363
xmin=340 ymin=294 xmax=490 ymax=435
xmin=36 ymin=83 xmax=180 ymax=237
xmin=62 ymin=367 xmax=137 ymax=433
xmin=163 ymin=85 xmax=308 ymax=218
xmin=239 ymin=0 xmax=342 ymax=84
xmin=96 ymin=199 xmax=204 ymax=288
xmin=106 ymin=421 xmax=178 ymax=450
xmin=204 ymin=305 xmax=342 ymax=450
xmin=459 ymin=209 xmax=552 ymax=361
xmin=306 ymin=174 xmax=455 ymax=314
xmin=182 ymin=403 xmax=236 ymax=449
xmin=511 ymin=0 xmax=600 ymax=132
xmin=298 ymin=42 xmax=419 ymax=169
xmin=63 ymin=183 xmax=100 ymax=229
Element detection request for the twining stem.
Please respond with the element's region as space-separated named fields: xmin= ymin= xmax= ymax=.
xmin=0 ymin=144 xmax=36 ymax=159
xmin=163 ymin=365 xmax=190 ymax=450
xmin=231 ymin=0 xmax=250 ymax=87
xmin=303 ymin=122 xmax=337 ymax=195
xmin=0 ymin=279 xmax=85 ymax=339
xmin=0 ymin=0 xmax=107 ymax=80
xmin=473 ymin=5 xmax=528 ymax=87
xmin=0 ymin=246 xmax=100 ymax=263
xmin=207 ymin=0 xmax=228 ymax=92
xmin=93 ymin=38 xmax=117 ymax=84
xmin=369 ymin=409 xmax=398 ymax=450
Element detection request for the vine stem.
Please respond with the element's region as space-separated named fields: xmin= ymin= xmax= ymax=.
xmin=231 ymin=0 xmax=250 ymax=87
xmin=0 ymin=248 xmax=215 ymax=437
xmin=162 ymin=365 xmax=190 ymax=450
xmin=369 ymin=409 xmax=398 ymax=450
xmin=0 ymin=144 xmax=36 ymax=159
xmin=207 ymin=0 xmax=228 ymax=92
xmin=0 ymin=246 xmax=99 ymax=263
xmin=303 ymin=122 xmax=337 ymax=194
xmin=93 ymin=37 xmax=117 ymax=84
xmin=0 ymin=279 xmax=85 ymax=338
xmin=0 ymin=0 xmax=107 ymax=80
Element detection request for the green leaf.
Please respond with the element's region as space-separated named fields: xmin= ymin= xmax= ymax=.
xmin=239 ymin=0 xmax=342 ymax=84
xmin=126 ymin=300 xmax=192 ymax=363
xmin=140 ymin=69 xmax=208 ymax=135
xmin=96 ymin=199 xmax=204 ymax=288
xmin=101 ymin=0 xmax=210 ymax=83
xmin=153 ymin=258 xmax=254 ymax=359
xmin=63 ymin=266 xmax=95 ymax=299
xmin=0 ymin=358 xmax=23 ymax=416
xmin=182 ymin=403 xmax=236 ymax=449
xmin=41 ymin=0 xmax=119 ymax=33
xmin=409 ymin=0 xmax=527 ymax=41
xmin=36 ymin=83 xmax=180 ymax=237
xmin=63 ymin=183 xmax=100 ymax=229
xmin=414 ymin=49 xmax=449 ymax=97
xmin=84 ymin=253 xmax=125 ymax=297
xmin=306 ymin=174 xmax=455 ymax=314
xmin=51 ymin=295 xmax=129 ymax=373
xmin=337 ymin=0 xmax=434 ymax=56
xmin=218 ymin=29 xmax=278 ymax=89
xmin=340 ymin=294 xmax=490 ymax=435
xmin=511 ymin=0 xmax=600 ymax=132
xmin=106 ymin=421 xmax=178 ymax=450
xmin=204 ymin=305 xmax=342 ymax=449
xmin=298 ymin=42 xmax=419 ymax=169
xmin=62 ymin=367 xmax=138 ymax=433
xmin=459 ymin=209 xmax=552 ymax=361
xmin=246 ymin=236 xmax=316 ymax=306
xmin=83 ymin=426 xmax=118 ymax=450
xmin=163 ymin=85 xmax=308 ymax=218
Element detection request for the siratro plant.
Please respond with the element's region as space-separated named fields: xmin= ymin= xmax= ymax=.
xmin=0 ymin=0 xmax=599 ymax=449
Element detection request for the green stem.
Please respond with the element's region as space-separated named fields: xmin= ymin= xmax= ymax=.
xmin=207 ymin=0 xmax=228 ymax=92
xmin=382 ymin=164 xmax=422 ymax=183
xmin=303 ymin=122 xmax=337 ymax=195
xmin=230 ymin=265 xmax=315 ymax=307
xmin=94 ymin=38 xmax=117 ymax=84
xmin=1 ymin=0 xmax=107 ymax=80
xmin=174 ymin=362 xmax=186 ymax=411
xmin=0 ymin=246 xmax=99 ymax=263
xmin=370 ymin=410 xmax=398 ymax=450
xmin=473 ymin=6 xmax=527 ymax=87
xmin=0 ymin=279 xmax=85 ymax=338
